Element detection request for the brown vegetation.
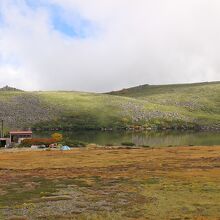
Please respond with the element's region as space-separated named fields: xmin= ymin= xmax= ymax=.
xmin=20 ymin=138 xmax=57 ymax=147
xmin=0 ymin=146 xmax=220 ymax=219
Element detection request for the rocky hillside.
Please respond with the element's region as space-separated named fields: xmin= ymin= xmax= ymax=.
xmin=0 ymin=85 xmax=23 ymax=92
xmin=0 ymin=82 xmax=219 ymax=131
xmin=109 ymin=82 xmax=220 ymax=128
xmin=0 ymin=92 xmax=58 ymax=130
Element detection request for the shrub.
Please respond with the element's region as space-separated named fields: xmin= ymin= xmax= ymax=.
xmin=20 ymin=138 xmax=57 ymax=148
xmin=63 ymin=139 xmax=87 ymax=148
xmin=51 ymin=133 xmax=63 ymax=142
xmin=141 ymin=145 xmax=150 ymax=148
xmin=71 ymin=141 xmax=87 ymax=147
xmin=105 ymin=143 xmax=114 ymax=147
xmin=121 ymin=142 xmax=135 ymax=146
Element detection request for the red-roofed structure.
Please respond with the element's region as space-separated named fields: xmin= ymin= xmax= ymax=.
xmin=10 ymin=131 xmax=33 ymax=135
xmin=10 ymin=131 xmax=32 ymax=144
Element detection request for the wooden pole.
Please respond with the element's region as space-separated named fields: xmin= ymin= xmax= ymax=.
xmin=1 ymin=120 xmax=4 ymax=138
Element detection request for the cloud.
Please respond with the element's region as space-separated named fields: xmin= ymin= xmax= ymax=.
xmin=25 ymin=0 xmax=98 ymax=38
xmin=0 ymin=0 xmax=219 ymax=91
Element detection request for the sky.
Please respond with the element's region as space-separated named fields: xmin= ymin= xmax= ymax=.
xmin=0 ymin=0 xmax=220 ymax=92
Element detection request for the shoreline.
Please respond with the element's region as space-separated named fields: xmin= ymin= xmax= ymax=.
xmin=0 ymin=144 xmax=220 ymax=153
xmin=32 ymin=126 xmax=220 ymax=132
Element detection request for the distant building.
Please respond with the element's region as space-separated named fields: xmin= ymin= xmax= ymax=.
xmin=0 ymin=138 xmax=10 ymax=148
xmin=9 ymin=131 xmax=33 ymax=144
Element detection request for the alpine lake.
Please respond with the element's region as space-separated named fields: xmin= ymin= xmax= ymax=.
xmin=35 ymin=130 xmax=220 ymax=147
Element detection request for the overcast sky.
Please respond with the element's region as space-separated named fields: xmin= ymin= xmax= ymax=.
xmin=0 ymin=0 xmax=220 ymax=92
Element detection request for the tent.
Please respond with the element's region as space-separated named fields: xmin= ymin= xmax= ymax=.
xmin=61 ymin=145 xmax=71 ymax=151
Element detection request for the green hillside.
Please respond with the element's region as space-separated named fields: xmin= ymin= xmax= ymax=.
xmin=109 ymin=81 xmax=220 ymax=127
xmin=0 ymin=82 xmax=219 ymax=131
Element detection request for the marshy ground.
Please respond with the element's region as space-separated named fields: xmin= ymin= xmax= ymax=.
xmin=0 ymin=146 xmax=220 ymax=219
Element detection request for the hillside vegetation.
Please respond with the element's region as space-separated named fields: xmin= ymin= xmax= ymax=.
xmin=0 ymin=85 xmax=23 ymax=92
xmin=0 ymin=82 xmax=219 ymax=130
xmin=109 ymin=82 xmax=220 ymax=128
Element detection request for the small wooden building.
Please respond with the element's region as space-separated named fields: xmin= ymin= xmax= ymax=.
xmin=0 ymin=138 xmax=10 ymax=148
xmin=9 ymin=131 xmax=33 ymax=144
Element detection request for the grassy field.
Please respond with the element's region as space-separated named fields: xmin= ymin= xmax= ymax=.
xmin=0 ymin=146 xmax=220 ymax=219
xmin=0 ymin=81 xmax=219 ymax=130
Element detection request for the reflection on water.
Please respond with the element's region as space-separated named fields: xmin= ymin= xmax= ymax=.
xmin=35 ymin=130 xmax=220 ymax=147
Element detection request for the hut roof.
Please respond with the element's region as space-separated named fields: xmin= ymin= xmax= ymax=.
xmin=10 ymin=131 xmax=32 ymax=135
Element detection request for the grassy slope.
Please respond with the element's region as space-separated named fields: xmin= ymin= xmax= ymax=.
xmin=109 ymin=82 xmax=220 ymax=127
xmin=0 ymin=82 xmax=219 ymax=130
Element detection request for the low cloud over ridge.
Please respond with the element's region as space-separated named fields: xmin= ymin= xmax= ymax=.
xmin=0 ymin=0 xmax=220 ymax=91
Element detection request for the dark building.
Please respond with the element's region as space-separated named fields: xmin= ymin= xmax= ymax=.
xmin=0 ymin=138 xmax=10 ymax=148
xmin=10 ymin=131 xmax=33 ymax=144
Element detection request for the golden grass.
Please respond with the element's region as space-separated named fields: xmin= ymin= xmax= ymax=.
xmin=0 ymin=146 xmax=220 ymax=179
xmin=0 ymin=146 xmax=220 ymax=219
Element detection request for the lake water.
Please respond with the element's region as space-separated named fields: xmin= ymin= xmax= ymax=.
xmin=35 ymin=130 xmax=220 ymax=147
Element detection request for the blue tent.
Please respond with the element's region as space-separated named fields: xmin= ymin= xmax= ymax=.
xmin=61 ymin=145 xmax=71 ymax=151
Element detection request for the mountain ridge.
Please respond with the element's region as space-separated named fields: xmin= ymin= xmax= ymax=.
xmin=0 ymin=85 xmax=23 ymax=92
xmin=0 ymin=81 xmax=219 ymax=131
